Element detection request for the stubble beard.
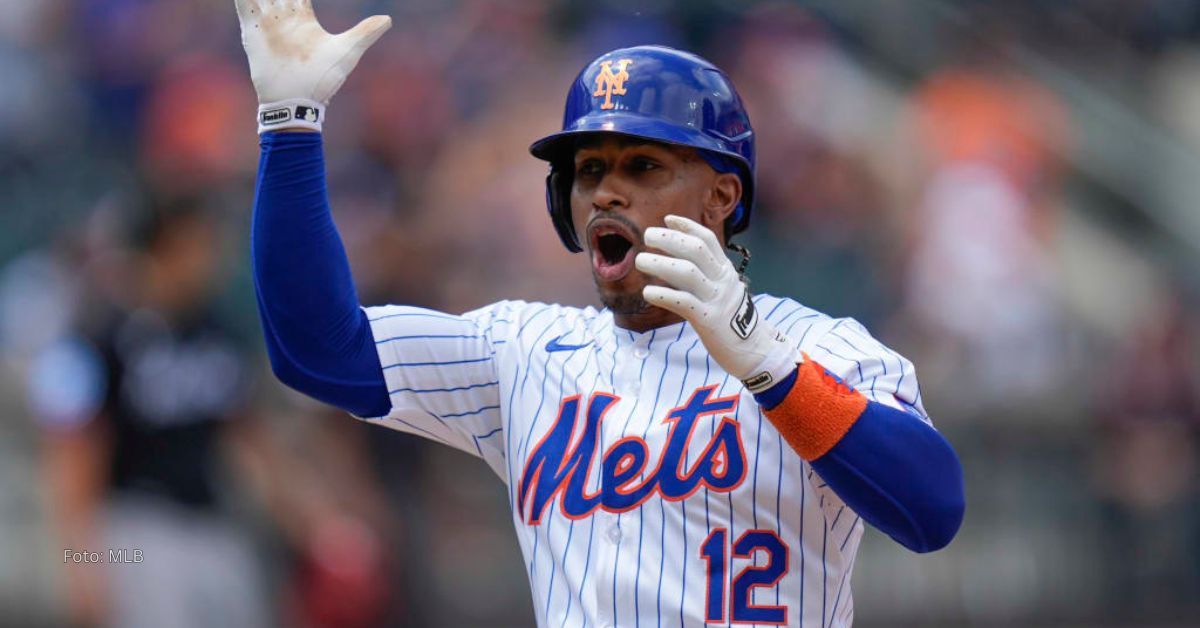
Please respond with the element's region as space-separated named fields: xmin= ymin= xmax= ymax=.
xmin=595 ymin=275 xmax=650 ymax=317
xmin=600 ymin=290 xmax=649 ymax=317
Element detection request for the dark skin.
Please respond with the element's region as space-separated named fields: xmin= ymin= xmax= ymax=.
xmin=570 ymin=136 xmax=742 ymax=332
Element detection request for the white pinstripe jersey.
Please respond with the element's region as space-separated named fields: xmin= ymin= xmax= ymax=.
xmin=364 ymin=294 xmax=928 ymax=627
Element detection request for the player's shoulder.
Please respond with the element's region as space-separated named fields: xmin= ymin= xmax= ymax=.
xmin=463 ymin=300 xmax=607 ymax=339
xmin=752 ymin=293 xmax=887 ymax=358
xmin=758 ymin=293 xmax=926 ymax=416
xmin=752 ymin=293 xmax=833 ymax=340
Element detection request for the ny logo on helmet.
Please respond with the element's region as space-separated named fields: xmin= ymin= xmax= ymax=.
xmin=592 ymin=59 xmax=633 ymax=110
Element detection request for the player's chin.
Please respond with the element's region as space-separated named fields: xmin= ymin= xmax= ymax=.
xmin=594 ymin=272 xmax=652 ymax=316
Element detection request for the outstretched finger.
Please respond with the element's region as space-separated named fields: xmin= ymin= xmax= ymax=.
xmin=644 ymin=227 xmax=722 ymax=279
xmin=342 ymin=14 xmax=393 ymax=52
xmin=635 ymin=252 xmax=719 ymax=301
xmin=664 ymin=215 xmax=723 ymax=256
xmin=643 ymin=285 xmax=704 ymax=320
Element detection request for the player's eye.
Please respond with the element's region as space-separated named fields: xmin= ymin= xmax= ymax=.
xmin=628 ymin=156 xmax=660 ymax=172
xmin=576 ymin=158 xmax=604 ymax=177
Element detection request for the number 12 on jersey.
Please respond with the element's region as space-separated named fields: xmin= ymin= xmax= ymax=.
xmin=700 ymin=528 xmax=790 ymax=624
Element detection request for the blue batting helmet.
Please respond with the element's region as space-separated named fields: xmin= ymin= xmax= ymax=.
xmin=529 ymin=45 xmax=756 ymax=253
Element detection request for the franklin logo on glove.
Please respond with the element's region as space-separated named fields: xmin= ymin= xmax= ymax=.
xmin=730 ymin=289 xmax=757 ymax=339
xmin=259 ymin=107 xmax=291 ymax=125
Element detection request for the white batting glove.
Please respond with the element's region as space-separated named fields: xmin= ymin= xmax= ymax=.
xmin=637 ymin=215 xmax=800 ymax=393
xmin=234 ymin=0 xmax=391 ymax=133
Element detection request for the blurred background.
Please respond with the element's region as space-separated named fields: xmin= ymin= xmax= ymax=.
xmin=1 ymin=0 xmax=1198 ymax=626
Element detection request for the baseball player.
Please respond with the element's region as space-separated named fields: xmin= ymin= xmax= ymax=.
xmin=236 ymin=1 xmax=965 ymax=626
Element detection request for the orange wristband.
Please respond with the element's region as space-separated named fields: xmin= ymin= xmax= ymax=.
xmin=763 ymin=353 xmax=868 ymax=461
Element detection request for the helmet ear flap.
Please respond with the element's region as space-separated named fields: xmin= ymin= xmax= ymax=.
xmin=546 ymin=166 xmax=582 ymax=253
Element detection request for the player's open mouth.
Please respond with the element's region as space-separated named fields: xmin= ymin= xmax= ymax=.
xmin=589 ymin=222 xmax=638 ymax=282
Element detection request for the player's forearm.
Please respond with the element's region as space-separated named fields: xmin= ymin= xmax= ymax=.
xmin=42 ymin=426 xmax=113 ymax=622
xmin=252 ymin=132 xmax=390 ymax=417
xmin=807 ymin=400 xmax=964 ymax=553
xmin=42 ymin=428 xmax=107 ymax=545
xmin=755 ymin=360 xmax=965 ymax=553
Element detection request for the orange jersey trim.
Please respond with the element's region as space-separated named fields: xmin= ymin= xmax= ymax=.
xmin=764 ymin=354 xmax=868 ymax=461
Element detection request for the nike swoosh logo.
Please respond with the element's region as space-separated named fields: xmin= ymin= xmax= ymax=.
xmin=545 ymin=334 xmax=594 ymax=353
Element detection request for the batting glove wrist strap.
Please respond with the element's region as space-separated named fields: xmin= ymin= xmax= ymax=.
xmin=257 ymin=99 xmax=325 ymax=134
xmin=740 ymin=339 xmax=802 ymax=394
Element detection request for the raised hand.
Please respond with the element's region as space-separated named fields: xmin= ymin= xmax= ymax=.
xmin=234 ymin=0 xmax=391 ymax=132
xmin=637 ymin=215 xmax=799 ymax=392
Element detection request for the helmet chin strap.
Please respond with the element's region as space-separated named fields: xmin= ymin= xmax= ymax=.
xmin=726 ymin=241 xmax=751 ymax=277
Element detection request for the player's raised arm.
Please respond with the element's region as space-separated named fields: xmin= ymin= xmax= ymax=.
xmin=238 ymin=3 xmax=507 ymax=466
xmin=235 ymin=0 xmax=395 ymax=419
xmin=237 ymin=2 xmax=507 ymax=464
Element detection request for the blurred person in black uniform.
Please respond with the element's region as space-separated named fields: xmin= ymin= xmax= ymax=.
xmin=31 ymin=197 xmax=270 ymax=628
xmin=1092 ymin=292 xmax=1200 ymax=621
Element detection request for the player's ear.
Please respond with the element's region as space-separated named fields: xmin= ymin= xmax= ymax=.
xmin=701 ymin=172 xmax=741 ymax=233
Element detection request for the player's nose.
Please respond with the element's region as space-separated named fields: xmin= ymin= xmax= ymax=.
xmin=590 ymin=171 xmax=631 ymax=213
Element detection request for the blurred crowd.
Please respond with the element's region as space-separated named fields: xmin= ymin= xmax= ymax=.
xmin=1 ymin=0 xmax=1199 ymax=626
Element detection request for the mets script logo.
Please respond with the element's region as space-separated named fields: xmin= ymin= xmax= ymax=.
xmin=593 ymin=59 xmax=634 ymax=110
xmin=517 ymin=385 xmax=746 ymax=525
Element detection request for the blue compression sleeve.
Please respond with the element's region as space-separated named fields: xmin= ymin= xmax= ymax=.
xmin=809 ymin=401 xmax=964 ymax=552
xmin=756 ymin=376 xmax=964 ymax=553
xmin=251 ymin=131 xmax=391 ymax=417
